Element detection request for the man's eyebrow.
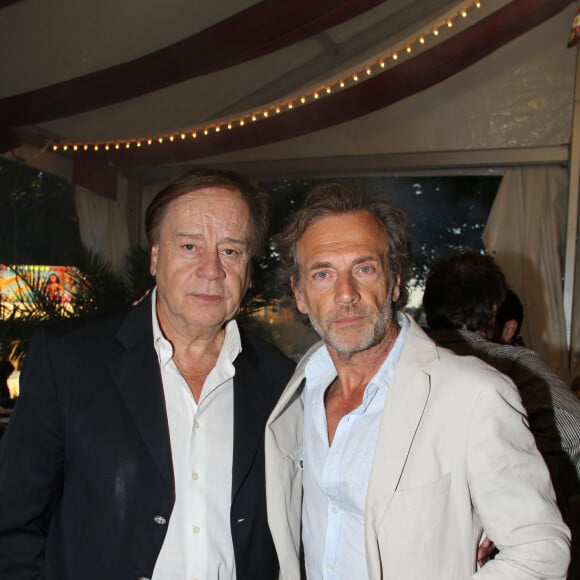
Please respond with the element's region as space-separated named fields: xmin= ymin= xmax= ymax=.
xmin=308 ymin=256 xmax=378 ymax=270
xmin=221 ymin=236 xmax=249 ymax=247
xmin=308 ymin=261 xmax=333 ymax=271
xmin=175 ymin=232 xmax=202 ymax=239
xmin=174 ymin=232 xmax=248 ymax=246
xmin=353 ymin=255 xmax=379 ymax=265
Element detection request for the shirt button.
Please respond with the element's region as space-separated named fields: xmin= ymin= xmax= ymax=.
xmin=327 ymin=563 xmax=333 ymax=571
xmin=193 ymin=525 xmax=200 ymax=534
xmin=332 ymin=506 xmax=339 ymax=514
xmin=194 ymin=421 xmax=200 ymax=430
xmin=192 ymin=472 xmax=199 ymax=481
xmin=153 ymin=515 xmax=167 ymax=525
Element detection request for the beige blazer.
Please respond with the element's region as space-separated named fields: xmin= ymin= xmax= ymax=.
xmin=265 ymin=316 xmax=570 ymax=580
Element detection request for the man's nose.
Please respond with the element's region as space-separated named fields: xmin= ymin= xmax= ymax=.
xmin=196 ymin=250 xmax=226 ymax=280
xmin=335 ymin=272 xmax=360 ymax=305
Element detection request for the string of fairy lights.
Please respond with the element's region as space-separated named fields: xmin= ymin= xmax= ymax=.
xmin=51 ymin=0 xmax=483 ymax=154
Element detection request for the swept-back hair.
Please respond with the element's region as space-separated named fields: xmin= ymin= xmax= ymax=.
xmin=274 ymin=183 xmax=413 ymax=310
xmin=145 ymin=167 xmax=271 ymax=257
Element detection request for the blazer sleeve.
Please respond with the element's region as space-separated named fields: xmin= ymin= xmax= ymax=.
xmin=466 ymin=374 xmax=571 ymax=579
xmin=0 ymin=328 xmax=65 ymax=578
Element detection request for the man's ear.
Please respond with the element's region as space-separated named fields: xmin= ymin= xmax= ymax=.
xmin=391 ymin=273 xmax=401 ymax=304
xmin=291 ymin=275 xmax=308 ymax=315
xmin=502 ymin=320 xmax=518 ymax=345
xmin=150 ymin=245 xmax=159 ymax=276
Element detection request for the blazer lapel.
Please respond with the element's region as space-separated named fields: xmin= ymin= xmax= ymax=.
xmin=109 ymin=295 xmax=174 ymax=484
xmin=231 ymin=339 xmax=279 ymax=501
xmin=365 ymin=318 xmax=436 ymax=531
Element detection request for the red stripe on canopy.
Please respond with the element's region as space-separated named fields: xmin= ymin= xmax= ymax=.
xmin=0 ymin=0 xmax=387 ymax=127
xmin=79 ymin=0 xmax=572 ymax=173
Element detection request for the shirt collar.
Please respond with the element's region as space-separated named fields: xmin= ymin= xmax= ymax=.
xmin=150 ymin=286 xmax=242 ymax=370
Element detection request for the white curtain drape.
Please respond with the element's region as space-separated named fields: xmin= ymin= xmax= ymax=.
xmin=482 ymin=166 xmax=572 ymax=381
xmin=74 ymin=176 xmax=131 ymax=273
xmin=138 ymin=183 xmax=163 ymax=248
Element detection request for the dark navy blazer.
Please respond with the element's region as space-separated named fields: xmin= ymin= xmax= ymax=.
xmin=0 ymin=294 xmax=295 ymax=580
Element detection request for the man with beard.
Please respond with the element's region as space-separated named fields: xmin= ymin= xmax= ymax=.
xmin=265 ymin=184 xmax=570 ymax=579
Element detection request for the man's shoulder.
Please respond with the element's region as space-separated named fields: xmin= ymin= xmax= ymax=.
xmin=406 ymin=321 xmax=514 ymax=390
xmin=33 ymin=302 xmax=144 ymax=356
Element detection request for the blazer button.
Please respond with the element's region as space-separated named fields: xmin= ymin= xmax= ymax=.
xmin=153 ymin=515 xmax=167 ymax=525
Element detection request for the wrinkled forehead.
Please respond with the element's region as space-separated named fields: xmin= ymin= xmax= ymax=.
xmin=162 ymin=187 xmax=251 ymax=234
xmin=296 ymin=211 xmax=388 ymax=261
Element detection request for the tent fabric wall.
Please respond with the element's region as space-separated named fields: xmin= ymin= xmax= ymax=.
xmin=197 ymin=4 xmax=577 ymax=167
xmin=74 ymin=179 xmax=130 ymax=273
xmin=482 ymin=166 xmax=573 ymax=381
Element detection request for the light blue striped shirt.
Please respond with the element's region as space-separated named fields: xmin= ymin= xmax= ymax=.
xmin=302 ymin=312 xmax=410 ymax=580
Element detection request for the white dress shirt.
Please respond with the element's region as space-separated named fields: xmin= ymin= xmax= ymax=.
xmin=150 ymin=289 xmax=241 ymax=580
xmin=302 ymin=312 xmax=410 ymax=580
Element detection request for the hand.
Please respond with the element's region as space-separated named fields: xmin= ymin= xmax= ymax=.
xmin=477 ymin=537 xmax=497 ymax=566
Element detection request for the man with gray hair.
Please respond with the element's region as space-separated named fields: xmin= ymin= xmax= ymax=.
xmin=265 ymin=184 xmax=570 ymax=579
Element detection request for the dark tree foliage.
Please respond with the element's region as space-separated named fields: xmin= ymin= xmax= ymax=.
xmin=0 ymin=157 xmax=82 ymax=265
xmin=257 ymin=175 xmax=500 ymax=303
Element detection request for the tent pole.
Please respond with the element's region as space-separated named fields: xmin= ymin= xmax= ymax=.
xmin=564 ymin=47 xmax=580 ymax=365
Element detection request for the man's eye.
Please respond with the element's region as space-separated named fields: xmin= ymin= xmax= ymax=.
xmin=313 ymin=271 xmax=328 ymax=279
xmin=222 ymin=248 xmax=239 ymax=256
xmin=359 ymin=265 xmax=374 ymax=274
xmin=183 ymin=244 xmax=196 ymax=251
